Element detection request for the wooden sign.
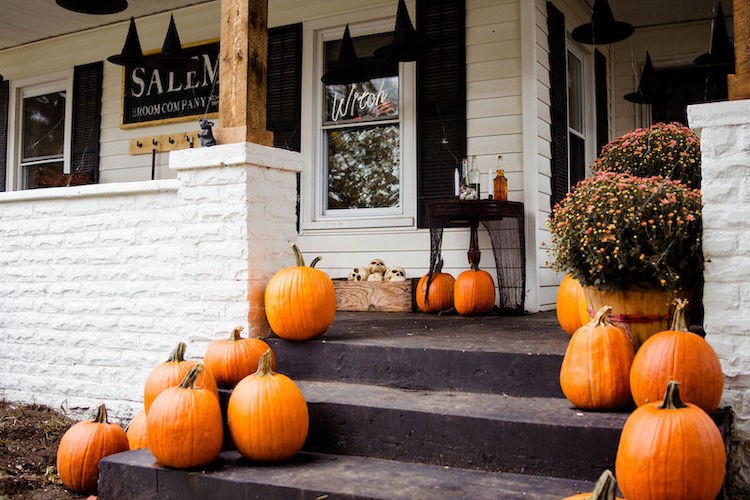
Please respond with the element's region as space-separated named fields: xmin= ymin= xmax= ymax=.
xmin=121 ymin=40 xmax=219 ymax=128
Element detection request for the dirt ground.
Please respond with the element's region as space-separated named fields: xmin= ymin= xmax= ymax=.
xmin=0 ymin=400 xmax=86 ymax=499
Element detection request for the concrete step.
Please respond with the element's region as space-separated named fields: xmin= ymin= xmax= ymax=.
xmin=99 ymin=448 xmax=595 ymax=500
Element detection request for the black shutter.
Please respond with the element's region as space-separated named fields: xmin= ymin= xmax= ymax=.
xmin=0 ymin=79 xmax=8 ymax=192
xmin=267 ymin=23 xmax=302 ymax=152
xmin=595 ymin=49 xmax=608 ymax=156
xmin=416 ymin=0 xmax=466 ymax=228
xmin=72 ymin=62 xmax=103 ymax=184
xmin=547 ymin=2 xmax=568 ymax=209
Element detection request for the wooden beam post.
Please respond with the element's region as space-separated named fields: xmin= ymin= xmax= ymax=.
xmin=216 ymin=0 xmax=274 ymax=145
xmin=729 ymin=0 xmax=750 ymax=99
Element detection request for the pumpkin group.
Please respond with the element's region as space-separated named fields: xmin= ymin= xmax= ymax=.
xmin=203 ymin=326 xmax=276 ymax=388
xmin=415 ymin=259 xmax=455 ymax=313
xmin=227 ymin=350 xmax=309 ymax=462
xmin=454 ymin=264 xmax=495 ymax=315
xmin=559 ymin=306 xmax=635 ymax=410
xmin=556 ymin=274 xmax=590 ymax=335
xmin=125 ymin=408 xmax=148 ymax=450
xmin=264 ymin=244 xmax=336 ymax=341
xmin=56 ymin=404 xmax=129 ymax=494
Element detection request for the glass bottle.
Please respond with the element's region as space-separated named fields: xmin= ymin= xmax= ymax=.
xmin=493 ymin=155 xmax=508 ymax=201
xmin=467 ymin=155 xmax=480 ymax=195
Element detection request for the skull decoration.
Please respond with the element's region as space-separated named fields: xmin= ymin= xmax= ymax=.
xmin=384 ymin=266 xmax=407 ymax=282
xmin=346 ymin=266 xmax=371 ymax=281
xmin=367 ymin=272 xmax=384 ymax=282
xmin=368 ymin=259 xmax=387 ymax=275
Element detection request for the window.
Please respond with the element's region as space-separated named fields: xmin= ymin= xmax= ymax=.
xmin=567 ymin=48 xmax=586 ymax=187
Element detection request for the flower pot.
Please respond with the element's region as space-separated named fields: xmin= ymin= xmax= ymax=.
xmin=583 ymin=287 xmax=680 ymax=349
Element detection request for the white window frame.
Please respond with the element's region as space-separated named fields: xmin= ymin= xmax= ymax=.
xmin=8 ymin=70 xmax=74 ymax=191
xmin=300 ymin=6 xmax=417 ymax=232
xmin=564 ymin=39 xmax=597 ymax=178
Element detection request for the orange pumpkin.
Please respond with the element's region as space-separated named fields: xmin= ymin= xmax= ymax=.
xmin=146 ymin=364 xmax=224 ymax=469
xmin=559 ymin=306 xmax=635 ymax=410
xmin=264 ymin=244 xmax=336 ymax=341
xmin=227 ymin=350 xmax=309 ymax=462
xmin=416 ymin=259 xmax=455 ymax=313
xmin=615 ymin=381 xmax=725 ymax=499
xmin=454 ymin=264 xmax=495 ymax=315
xmin=203 ymin=326 xmax=276 ymax=388
xmin=143 ymin=342 xmax=218 ymax=414
xmin=562 ymin=470 xmax=623 ymax=500
xmin=630 ymin=299 xmax=723 ymax=413
xmin=56 ymin=404 xmax=129 ymax=494
xmin=125 ymin=408 xmax=148 ymax=450
xmin=556 ymin=274 xmax=590 ymax=335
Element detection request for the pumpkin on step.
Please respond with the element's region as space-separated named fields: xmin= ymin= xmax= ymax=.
xmin=416 ymin=259 xmax=455 ymax=314
xmin=615 ymin=381 xmax=725 ymax=500
xmin=125 ymin=408 xmax=148 ymax=450
xmin=630 ymin=299 xmax=723 ymax=413
xmin=559 ymin=306 xmax=634 ymax=410
xmin=454 ymin=264 xmax=495 ymax=315
xmin=264 ymin=244 xmax=336 ymax=341
xmin=562 ymin=470 xmax=623 ymax=499
xmin=56 ymin=404 xmax=129 ymax=494
xmin=556 ymin=274 xmax=590 ymax=335
xmin=203 ymin=326 xmax=276 ymax=388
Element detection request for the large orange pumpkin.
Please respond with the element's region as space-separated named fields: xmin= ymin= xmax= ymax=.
xmin=556 ymin=274 xmax=590 ymax=335
xmin=454 ymin=264 xmax=495 ymax=315
xmin=227 ymin=350 xmax=309 ymax=462
xmin=264 ymin=244 xmax=336 ymax=341
xmin=615 ymin=381 xmax=725 ymax=499
xmin=559 ymin=306 xmax=635 ymax=410
xmin=146 ymin=364 xmax=224 ymax=469
xmin=143 ymin=342 xmax=218 ymax=414
xmin=56 ymin=404 xmax=129 ymax=494
xmin=562 ymin=470 xmax=623 ymax=500
xmin=125 ymin=408 xmax=148 ymax=450
xmin=203 ymin=326 xmax=276 ymax=388
xmin=415 ymin=259 xmax=455 ymax=313
xmin=630 ymin=299 xmax=723 ymax=413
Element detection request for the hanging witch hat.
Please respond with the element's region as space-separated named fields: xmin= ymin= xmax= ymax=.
xmin=152 ymin=14 xmax=199 ymax=69
xmin=695 ymin=3 xmax=735 ymax=69
xmin=624 ymin=52 xmax=660 ymax=104
xmin=572 ymin=0 xmax=634 ymax=45
xmin=374 ymin=0 xmax=431 ymax=62
xmin=107 ymin=17 xmax=146 ymax=66
xmin=57 ymin=0 xmax=127 ymax=15
xmin=321 ymin=25 xmax=372 ymax=85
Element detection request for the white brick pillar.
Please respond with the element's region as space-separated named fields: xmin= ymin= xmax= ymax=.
xmin=170 ymin=142 xmax=303 ymax=338
xmin=689 ymin=100 xmax=750 ymax=495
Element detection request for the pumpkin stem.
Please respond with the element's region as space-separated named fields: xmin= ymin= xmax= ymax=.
xmin=291 ymin=244 xmax=306 ymax=267
xmin=586 ymin=470 xmax=617 ymax=500
xmin=167 ymin=342 xmax=187 ymax=362
xmin=435 ymin=258 xmax=444 ymax=274
xmin=255 ymin=350 xmax=274 ymax=376
xmin=229 ymin=326 xmax=244 ymax=341
xmin=659 ymin=380 xmax=688 ymax=410
xmin=591 ymin=306 xmax=613 ymax=328
xmin=670 ymin=299 xmax=690 ymax=332
xmin=470 ymin=262 xmax=480 ymax=272
xmin=178 ymin=363 xmax=203 ymax=389
xmin=310 ymin=256 xmax=323 ymax=268
xmin=93 ymin=403 xmax=109 ymax=424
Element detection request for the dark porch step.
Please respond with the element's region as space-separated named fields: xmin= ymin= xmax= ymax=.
xmin=99 ymin=448 xmax=595 ymax=500
xmin=266 ymin=311 xmax=568 ymax=398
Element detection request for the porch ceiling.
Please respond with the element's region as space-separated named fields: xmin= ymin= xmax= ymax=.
xmin=0 ymin=0 xmax=733 ymax=52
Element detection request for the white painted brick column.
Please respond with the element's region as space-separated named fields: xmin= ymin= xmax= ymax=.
xmin=689 ymin=100 xmax=750 ymax=495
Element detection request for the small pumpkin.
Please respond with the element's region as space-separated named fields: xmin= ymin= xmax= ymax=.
xmin=143 ymin=342 xmax=218 ymax=414
xmin=556 ymin=274 xmax=590 ymax=335
xmin=227 ymin=350 xmax=309 ymax=462
xmin=416 ymin=259 xmax=455 ymax=313
xmin=125 ymin=408 xmax=148 ymax=450
xmin=630 ymin=299 xmax=723 ymax=413
xmin=454 ymin=263 xmax=495 ymax=315
xmin=56 ymin=404 xmax=129 ymax=494
xmin=264 ymin=244 xmax=336 ymax=341
xmin=146 ymin=364 xmax=224 ymax=469
xmin=559 ymin=306 xmax=635 ymax=410
xmin=615 ymin=381 xmax=726 ymax=499
xmin=203 ymin=326 xmax=276 ymax=388
xmin=562 ymin=470 xmax=623 ymax=500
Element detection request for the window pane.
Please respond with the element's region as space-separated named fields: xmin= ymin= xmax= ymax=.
xmin=327 ymin=125 xmax=400 ymax=210
xmin=25 ymin=161 xmax=64 ymax=189
xmin=22 ymin=91 xmax=66 ymax=161
xmin=567 ymin=51 xmax=584 ymax=134
xmin=325 ymin=77 xmax=399 ymax=125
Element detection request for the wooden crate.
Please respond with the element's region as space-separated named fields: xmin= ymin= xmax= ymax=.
xmin=333 ymin=278 xmax=417 ymax=312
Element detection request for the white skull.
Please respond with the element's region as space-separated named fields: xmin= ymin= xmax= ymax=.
xmin=367 ymin=272 xmax=384 ymax=282
xmin=346 ymin=266 xmax=371 ymax=281
xmin=384 ymin=266 xmax=407 ymax=282
xmin=368 ymin=259 xmax=387 ymax=275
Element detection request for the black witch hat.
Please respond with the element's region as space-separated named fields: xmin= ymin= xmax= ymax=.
xmin=695 ymin=3 xmax=734 ymax=69
xmin=321 ymin=25 xmax=372 ymax=85
xmin=374 ymin=0 xmax=431 ymax=62
xmin=57 ymin=0 xmax=127 ymax=15
xmin=152 ymin=14 xmax=198 ymax=69
xmin=572 ymin=0 xmax=634 ymax=45
xmin=624 ymin=52 xmax=660 ymax=104
xmin=107 ymin=17 xmax=146 ymax=66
